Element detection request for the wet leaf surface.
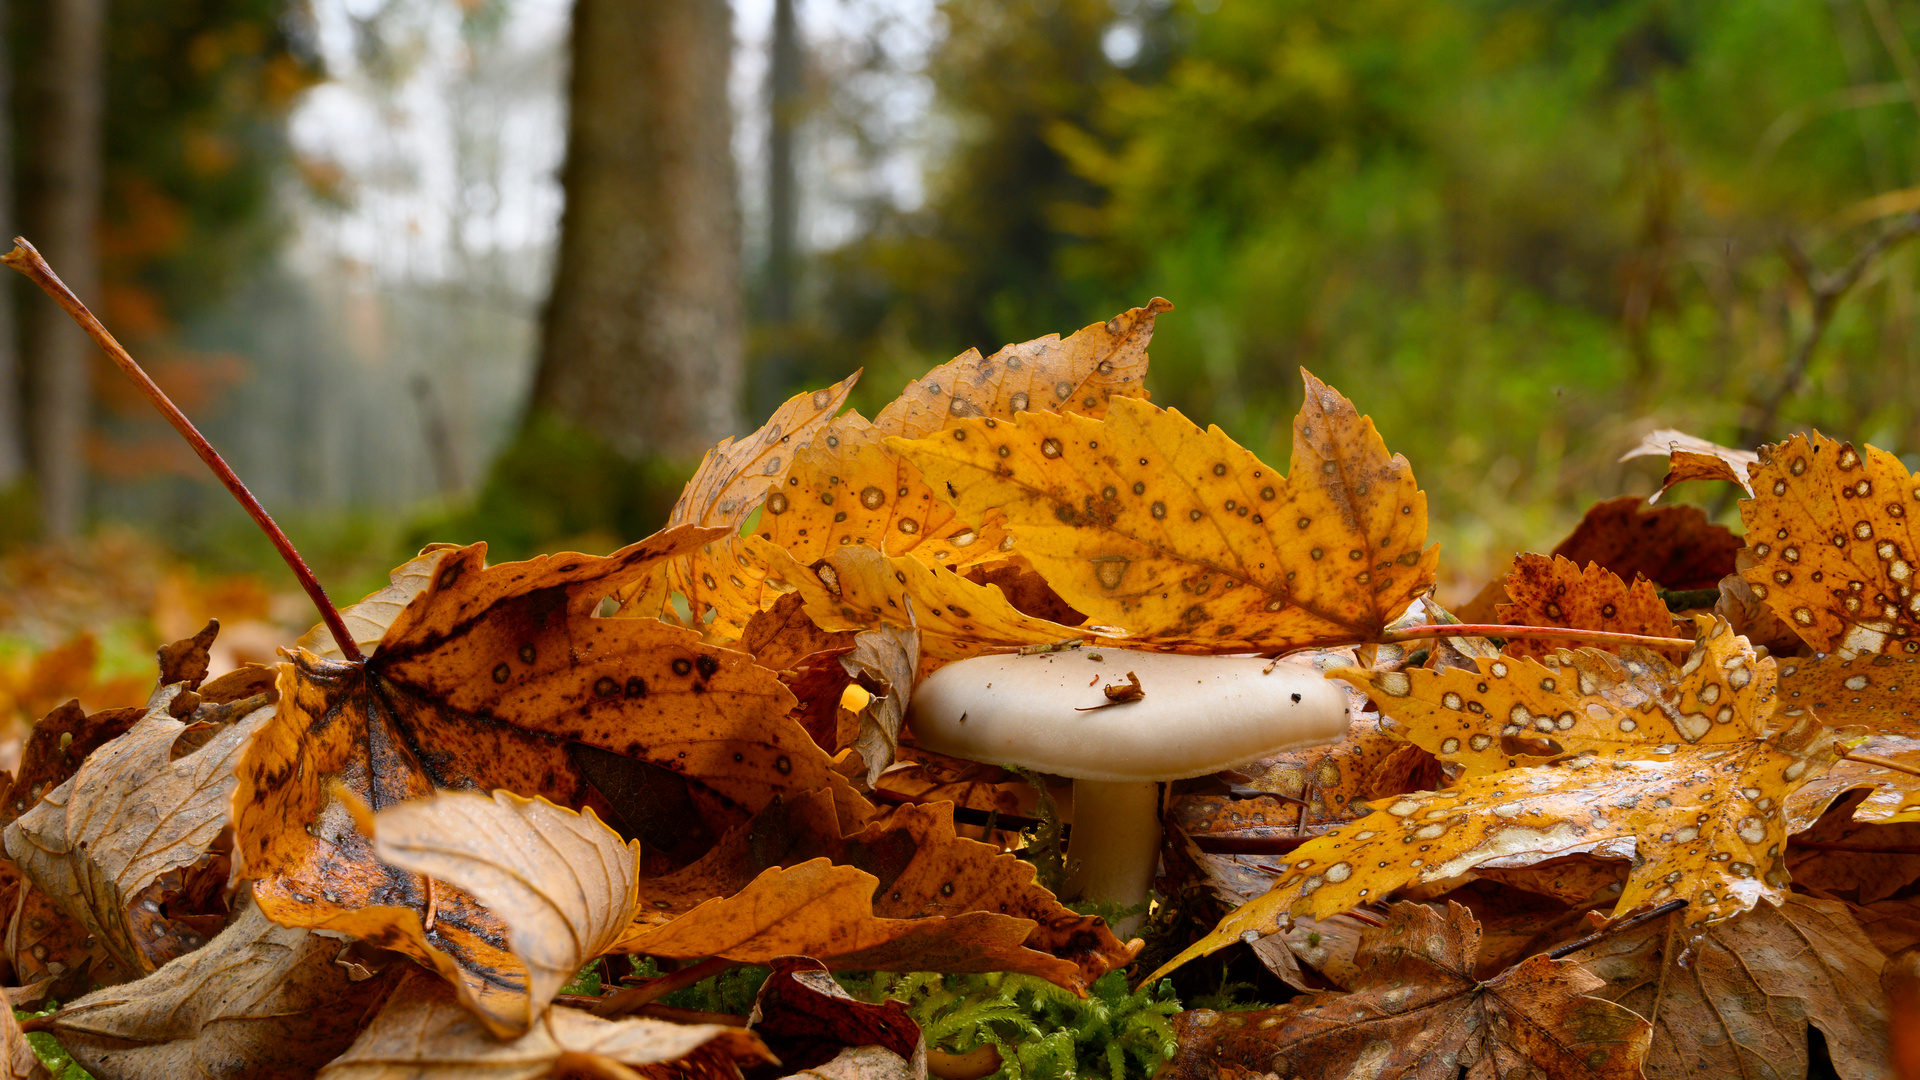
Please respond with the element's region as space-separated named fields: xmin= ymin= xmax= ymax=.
xmin=895 ymin=373 xmax=1437 ymax=651
xmin=1496 ymin=553 xmax=1687 ymax=657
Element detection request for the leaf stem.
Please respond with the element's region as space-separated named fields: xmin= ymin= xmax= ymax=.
xmin=1842 ymin=750 xmax=1920 ymax=779
xmin=591 ymin=955 xmax=737 ymax=1018
xmin=2 ymin=237 xmax=364 ymax=664
xmin=1380 ymin=623 xmax=1691 ymax=650
xmin=1544 ymin=898 xmax=1686 ymax=960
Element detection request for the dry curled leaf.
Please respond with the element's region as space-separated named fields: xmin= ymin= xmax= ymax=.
xmin=1164 ymin=901 xmax=1650 ymax=1080
xmin=297 ymin=546 xmax=454 ymax=661
xmin=1739 ymin=432 xmax=1920 ymax=657
xmin=1570 ymin=894 xmax=1889 ymax=1080
xmin=1149 ymin=706 xmax=1840 ymax=981
xmin=318 ymin=969 xmax=771 ymax=1080
xmin=894 ymin=371 xmax=1436 ymax=651
xmin=1621 ymin=428 xmax=1761 ymax=501
xmin=0 ymin=1000 xmax=46 ymax=1080
xmin=4 ymin=685 xmax=272 ymax=975
xmin=1551 ymin=496 xmax=1744 ymax=592
xmin=1496 ymin=554 xmax=1686 ymax=657
xmin=39 ymin=897 xmax=401 ymax=1080
xmin=0 ymin=699 xmax=142 ymax=828
xmin=371 ymin=790 xmax=640 ymax=1037
xmin=673 ymin=373 xmax=863 ymax=531
xmin=838 ymin=624 xmax=920 ymax=787
xmin=234 ymin=531 xmax=870 ymax=1036
xmin=1339 ymin=617 xmax=1773 ymax=777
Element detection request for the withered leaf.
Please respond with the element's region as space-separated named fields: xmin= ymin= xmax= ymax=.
xmin=1785 ymin=790 xmax=1920 ymax=905
xmin=1551 ymin=495 xmax=1743 ymax=592
xmin=1570 ymin=894 xmax=1889 ymax=1080
xmin=619 ymin=801 xmax=1135 ymax=993
xmin=894 ymin=372 xmax=1437 ymax=651
xmin=1149 ymin=707 xmax=1840 ymax=981
xmin=1339 ymin=617 xmax=1772 ymax=777
xmin=318 ymin=969 xmax=772 ymax=1080
xmin=0 ymin=997 xmax=46 ymax=1080
xmin=783 ymin=1044 xmax=925 ymax=1080
xmin=1621 ymin=429 xmax=1761 ymax=502
xmin=39 ymin=897 xmax=401 ymax=1080
xmin=371 ymin=790 xmax=641 ymax=1036
xmin=154 ymin=619 xmax=218 ymax=689
xmin=0 ymin=699 xmax=142 ymax=827
xmin=298 ymin=546 xmax=454 ymax=661
xmin=1739 ymin=432 xmax=1920 ymax=657
xmin=1777 ymin=650 xmax=1920 ymax=737
xmin=1164 ymin=901 xmax=1650 ymax=1080
xmin=744 ymin=590 xmax=859 ymax=673
xmin=839 ymin=623 xmax=920 ymax=787
xmin=673 ymin=373 xmax=862 ymax=530
xmin=234 ymin=531 xmax=870 ymax=1035
xmin=1496 ymin=554 xmax=1686 ymax=657
xmin=4 ymin=685 xmax=272 ymax=974
xmin=749 ymin=955 xmax=923 ymax=1073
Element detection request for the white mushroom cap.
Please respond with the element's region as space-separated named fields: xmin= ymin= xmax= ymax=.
xmin=906 ymin=647 xmax=1349 ymax=782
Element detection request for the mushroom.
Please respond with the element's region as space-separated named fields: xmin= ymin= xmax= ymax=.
xmin=905 ymin=646 xmax=1349 ymax=932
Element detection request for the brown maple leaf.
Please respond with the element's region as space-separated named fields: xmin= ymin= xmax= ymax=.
xmin=1164 ymin=901 xmax=1650 ymax=1080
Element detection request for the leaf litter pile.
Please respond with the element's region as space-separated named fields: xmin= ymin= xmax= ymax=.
xmin=1 ymin=265 xmax=1918 ymax=1080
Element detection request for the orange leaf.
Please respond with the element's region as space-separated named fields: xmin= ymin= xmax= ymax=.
xmin=233 ymin=529 xmax=872 ymax=1035
xmin=1739 ymin=432 xmax=1920 ymax=657
xmin=894 ymin=372 xmax=1437 ymax=651
xmin=1496 ymin=554 xmax=1688 ymax=657
xmin=1621 ymin=428 xmax=1760 ymax=501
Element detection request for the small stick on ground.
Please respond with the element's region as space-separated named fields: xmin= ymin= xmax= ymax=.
xmin=1545 ymin=899 xmax=1687 ymax=960
xmin=1843 ymin=750 xmax=1920 ymax=780
xmin=1381 ymin=624 xmax=1691 ymax=650
xmin=592 ymin=956 xmax=737 ymax=1018
xmin=1 ymin=237 xmax=363 ymax=663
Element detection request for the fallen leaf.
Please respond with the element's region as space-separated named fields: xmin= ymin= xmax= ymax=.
xmin=894 ymin=372 xmax=1437 ymax=651
xmin=783 ymin=1044 xmax=925 ymax=1080
xmin=1621 ymin=428 xmax=1761 ymax=501
xmin=37 ymin=897 xmax=401 ymax=1080
xmin=0 ymin=997 xmax=46 ymax=1080
xmin=673 ymin=373 xmax=863 ymax=530
xmin=1551 ymin=495 xmax=1744 ymax=592
xmin=618 ymin=801 xmax=1136 ymax=993
xmin=234 ymin=532 xmax=871 ymax=1036
xmin=1739 ymin=432 xmax=1920 ymax=657
xmin=770 ymin=541 xmax=1084 ymax=663
xmin=155 ymin=619 xmax=219 ymax=689
xmin=839 ymin=624 xmax=920 ymax=787
xmin=1717 ymin=561 xmax=1807 ymax=656
xmin=743 ymin=591 xmax=859 ymax=673
xmin=1147 ymin=707 xmax=1840 ymax=980
xmin=962 ymin=561 xmax=1088 ymax=627
xmin=749 ymin=955 xmax=922 ymax=1073
xmin=6 ymin=883 xmax=124 ymax=998
xmin=1570 ymin=894 xmax=1889 ymax=1080
xmin=1496 ymin=554 xmax=1687 ymax=657
xmin=1786 ymin=790 xmax=1920 ymax=904
xmin=371 ymin=790 xmax=640 ymax=1036
xmin=1339 ymin=616 xmax=1773 ymax=777
xmin=1777 ymin=650 xmax=1920 ymax=737
xmin=317 ymin=969 xmax=772 ymax=1080
xmin=0 ymin=699 xmax=142 ymax=827
xmin=1163 ymin=901 xmax=1650 ymax=1080
xmin=4 ymin=684 xmax=272 ymax=974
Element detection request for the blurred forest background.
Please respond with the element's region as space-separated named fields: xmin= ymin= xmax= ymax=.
xmin=3 ymin=0 xmax=1920 ymax=702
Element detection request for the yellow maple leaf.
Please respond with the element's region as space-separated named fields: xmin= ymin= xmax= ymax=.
xmin=893 ymin=372 xmax=1437 ymax=651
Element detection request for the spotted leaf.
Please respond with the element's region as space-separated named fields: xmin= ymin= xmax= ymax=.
xmin=1164 ymin=901 xmax=1651 ymax=1080
xmin=233 ymin=531 xmax=871 ymax=1035
xmin=1496 ymin=554 xmax=1687 ymax=658
xmin=1740 ymin=432 xmax=1920 ymax=657
xmin=1776 ymin=650 xmax=1920 ymax=738
xmin=1147 ymin=713 xmax=1841 ymax=981
xmin=894 ymin=372 xmax=1437 ymax=651
xmin=1339 ymin=617 xmax=1774 ymax=777
xmin=762 ymin=540 xmax=1086 ymax=664
xmin=672 ymin=372 xmax=861 ymax=530
xmin=1550 ymin=495 xmax=1743 ymax=592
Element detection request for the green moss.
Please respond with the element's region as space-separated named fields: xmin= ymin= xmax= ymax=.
xmin=14 ymin=1002 xmax=93 ymax=1080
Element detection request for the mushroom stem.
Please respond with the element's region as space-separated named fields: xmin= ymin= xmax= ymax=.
xmin=1063 ymin=779 xmax=1161 ymax=936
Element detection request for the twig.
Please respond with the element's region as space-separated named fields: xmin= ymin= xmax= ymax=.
xmin=1 ymin=237 xmax=364 ymax=663
xmin=591 ymin=955 xmax=736 ymax=1018
xmin=1545 ymin=898 xmax=1687 ymax=960
xmin=1739 ymin=212 xmax=1920 ymax=448
xmin=1379 ymin=624 xmax=1690 ymax=650
xmin=1843 ymin=750 xmax=1920 ymax=779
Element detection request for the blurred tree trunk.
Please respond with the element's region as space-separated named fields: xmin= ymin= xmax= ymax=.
xmin=19 ymin=0 xmax=105 ymax=537
xmin=751 ymin=0 xmax=803 ymax=419
xmin=530 ymin=0 xmax=743 ymax=461
xmin=0 ymin=0 xmax=23 ymax=490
